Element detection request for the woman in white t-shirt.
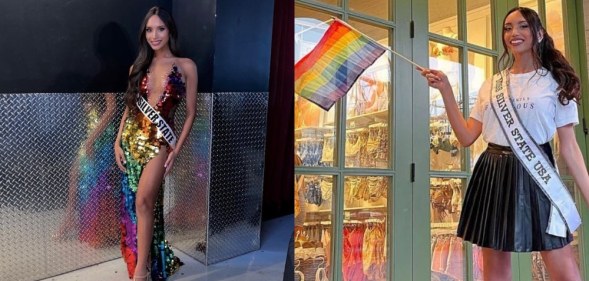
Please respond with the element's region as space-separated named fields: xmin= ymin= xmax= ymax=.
xmin=420 ymin=7 xmax=589 ymax=281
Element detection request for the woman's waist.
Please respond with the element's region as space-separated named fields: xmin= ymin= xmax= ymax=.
xmin=485 ymin=142 xmax=551 ymax=155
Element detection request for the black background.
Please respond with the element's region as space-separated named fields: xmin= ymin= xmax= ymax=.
xmin=0 ymin=0 xmax=274 ymax=93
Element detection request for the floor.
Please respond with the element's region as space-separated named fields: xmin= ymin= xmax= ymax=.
xmin=41 ymin=215 xmax=293 ymax=281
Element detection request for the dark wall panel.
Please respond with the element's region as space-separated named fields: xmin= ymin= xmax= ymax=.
xmin=0 ymin=0 xmax=171 ymax=93
xmin=173 ymin=0 xmax=216 ymax=92
xmin=212 ymin=0 xmax=275 ymax=92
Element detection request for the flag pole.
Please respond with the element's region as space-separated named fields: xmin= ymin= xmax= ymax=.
xmin=333 ymin=18 xmax=424 ymax=70
xmin=294 ymin=18 xmax=335 ymax=37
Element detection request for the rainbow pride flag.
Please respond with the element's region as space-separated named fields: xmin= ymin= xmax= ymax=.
xmin=295 ymin=18 xmax=386 ymax=110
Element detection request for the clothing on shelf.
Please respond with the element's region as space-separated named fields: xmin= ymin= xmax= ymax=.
xmin=295 ymin=224 xmax=331 ymax=281
xmin=301 ymin=176 xmax=335 ymax=207
xmin=431 ymin=234 xmax=464 ymax=280
xmin=366 ymin=123 xmax=388 ymax=167
xmin=430 ymin=179 xmax=462 ymax=223
xmin=320 ymin=177 xmax=333 ymax=201
xmin=346 ymin=124 xmax=388 ymax=168
xmin=321 ymin=134 xmax=335 ymax=163
xmin=297 ymin=137 xmax=325 ymax=167
xmin=430 ymin=121 xmax=460 ymax=171
xmin=345 ymin=177 xmax=388 ymax=208
xmin=343 ymin=222 xmax=387 ymax=281
xmin=345 ymin=129 xmax=366 ymax=167
xmin=304 ymin=177 xmax=323 ymax=206
xmin=531 ymin=252 xmax=548 ymax=281
xmin=472 ymin=246 xmax=483 ymax=280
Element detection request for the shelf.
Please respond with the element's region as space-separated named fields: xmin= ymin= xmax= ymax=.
xmin=344 ymin=205 xmax=387 ymax=211
xmin=346 ymin=110 xmax=389 ymax=129
xmin=431 ymin=222 xmax=459 ymax=229
xmin=294 ymin=126 xmax=334 ymax=138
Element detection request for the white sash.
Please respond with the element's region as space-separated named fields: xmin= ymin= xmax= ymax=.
xmin=136 ymin=96 xmax=177 ymax=149
xmin=490 ymin=71 xmax=580 ymax=237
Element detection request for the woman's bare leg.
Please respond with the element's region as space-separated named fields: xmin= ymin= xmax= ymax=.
xmin=55 ymin=157 xmax=81 ymax=239
xmin=133 ymin=150 xmax=168 ymax=279
xmin=482 ymin=247 xmax=512 ymax=281
xmin=540 ymin=244 xmax=581 ymax=281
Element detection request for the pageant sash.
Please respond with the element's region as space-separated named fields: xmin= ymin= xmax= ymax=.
xmin=489 ymin=71 xmax=580 ymax=237
xmin=136 ymin=96 xmax=177 ymax=149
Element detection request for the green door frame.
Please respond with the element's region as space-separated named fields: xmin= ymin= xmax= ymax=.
xmin=294 ymin=0 xmax=416 ymax=280
xmin=295 ymin=0 xmax=589 ymax=280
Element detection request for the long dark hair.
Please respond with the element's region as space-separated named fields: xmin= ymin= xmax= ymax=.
xmin=125 ymin=6 xmax=180 ymax=111
xmin=498 ymin=7 xmax=580 ymax=104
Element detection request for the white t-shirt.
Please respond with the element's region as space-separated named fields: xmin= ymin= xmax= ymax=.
xmin=470 ymin=69 xmax=578 ymax=146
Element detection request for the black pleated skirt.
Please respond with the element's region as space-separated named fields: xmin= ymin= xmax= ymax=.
xmin=457 ymin=143 xmax=572 ymax=252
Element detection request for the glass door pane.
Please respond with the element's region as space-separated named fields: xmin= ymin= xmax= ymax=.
xmin=349 ymin=0 xmax=392 ymax=21
xmin=345 ymin=20 xmax=392 ymax=169
xmin=294 ymin=174 xmax=335 ymax=280
xmin=429 ymin=0 xmax=459 ymax=40
xmin=428 ymin=42 xmax=463 ymax=172
xmin=467 ymin=51 xmax=493 ymax=169
xmin=466 ymin=0 xmax=493 ymax=49
xmin=343 ymin=175 xmax=389 ymax=281
xmin=519 ymin=0 xmax=539 ymax=13
xmin=430 ymin=178 xmax=466 ymax=281
xmin=546 ymin=0 xmax=566 ymax=53
xmin=295 ymin=7 xmax=338 ymax=167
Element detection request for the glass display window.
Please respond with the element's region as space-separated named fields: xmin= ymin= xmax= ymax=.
xmin=295 ymin=97 xmax=336 ymax=167
xmin=472 ymin=245 xmax=484 ymax=281
xmin=294 ymin=174 xmax=334 ymax=281
xmin=343 ymin=175 xmax=389 ymax=281
xmin=467 ymin=51 xmax=493 ymax=169
xmin=429 ymin=0 xmax=459 ymax=40
xmin=314 ymin=0 xmax=340 ymax=7
xmin=430 ymin=178 xmax=466 ymax=281
xmin=349 ymin=0 xmax=391 ymax=21
xmin=345 ymin=20 xmax=392 ymax=169
xmin=546 ymin=0 xmax=565 ymax=53
xmin=295 ymin=8 xmax=338 ymax=167
xmin=429 ymin=42 xmax=463 ymax=172
xmin=519 ymin=0 xmax=539 ymax=13
xmin=466 ymin=0 xmax=492 ymax=49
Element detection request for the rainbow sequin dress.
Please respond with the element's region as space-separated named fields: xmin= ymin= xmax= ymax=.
xmin=120 ymin=64 xmax=185 ymax=280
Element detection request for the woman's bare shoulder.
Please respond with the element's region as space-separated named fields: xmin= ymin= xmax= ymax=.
xmin=177 ymin=58 xmax=197 ymax=73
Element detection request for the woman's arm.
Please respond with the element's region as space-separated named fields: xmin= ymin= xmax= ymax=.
xmin=114 ymin=106 xmax=128 ymax=172
xmin=419 ymin=67 xmax=482 ymax=147
xmin=85 ymin=94 xmax=117 ymax=157
xmin=557 ymin=124 xmax=589 ymax=204
xmin=164 ymin=58 xmax=198 ymax=175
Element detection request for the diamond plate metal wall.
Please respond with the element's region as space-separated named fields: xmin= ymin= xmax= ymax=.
xmin=165 ymin=92 xmax=269 ymax=265
xmin=1 ymin=92 xmax=268 ymax=279
xmin=0 ymin=93 xmax=123 ymax=281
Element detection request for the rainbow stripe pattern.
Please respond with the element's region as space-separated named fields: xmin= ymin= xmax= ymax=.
xmin=295 ymin=19 xmax=386 ymax=110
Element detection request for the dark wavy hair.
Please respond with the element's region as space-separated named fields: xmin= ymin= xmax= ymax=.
xmin=498 ymin=7 xmax=580 ymax=105
xmin=125 ymin=6 xmax=180 ymax=111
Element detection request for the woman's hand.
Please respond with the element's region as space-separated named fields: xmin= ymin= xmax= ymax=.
xmin=164 ymin=149 xmax=177 ymax=176
xmin=114 ymin=142 xmax=126 ymax=172
xmin=417 ymin=67 xmax=452 ymax=93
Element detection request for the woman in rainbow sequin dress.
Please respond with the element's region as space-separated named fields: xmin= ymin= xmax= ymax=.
xmin=114 ymin=6 xmax=198 ymax=281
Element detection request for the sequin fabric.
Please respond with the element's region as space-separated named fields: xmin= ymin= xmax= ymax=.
xmin=120 ymin=63 xmax=186 ymax=280
xmin=78 ymin=105 xmax=118 ymax=247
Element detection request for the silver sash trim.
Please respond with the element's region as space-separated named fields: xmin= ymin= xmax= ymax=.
xmin=136 ymin=96 xmax=177 ymax=149
xmin=489 ymin=71 xmax=580 ymax=237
